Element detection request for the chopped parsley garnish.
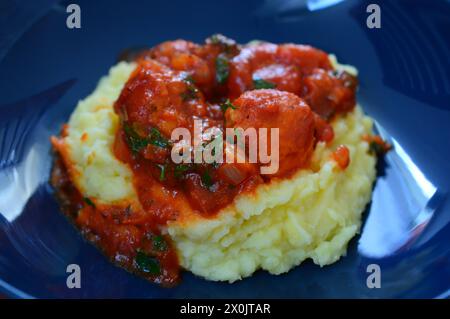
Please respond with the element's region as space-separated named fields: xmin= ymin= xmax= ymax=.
xmin=123 ymin=123 xmax=149 ymax=154
xmin=153 ymin=235 xmax=168 ymax=252
xmin=181 ymin=74 xmax=198 ymax=101
xmin=181 ymin=85 xmax=198 ymax=101
xmin=253 ymin=78 xmax=276 ymax=89
xmin=83 ymin=197 xmax=95 ymax=208
xmin=156 ymin=164 xmax=167 ymax=181
xmin=135 ymin=251 xmax=160 ymax=275
xmin=174 ymin=164 xmax=190 ymax=179
xmin=183 ymin=74 xmax=195 ymax=84
xmin=149 ymin=127 xmax=171 ymax=148
xmin=123 ymin=124 xmax=171 ymax=154
xmin=215 ymin=54 xmax=229 ymax=84
xmin=201 ymin=170 xmax=214 ymax=190
xmin=220 ymin=99 xmax=237 ymax=113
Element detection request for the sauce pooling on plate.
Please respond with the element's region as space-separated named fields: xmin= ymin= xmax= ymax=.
xmin=52 ymin=35 xmax=361 ymax=286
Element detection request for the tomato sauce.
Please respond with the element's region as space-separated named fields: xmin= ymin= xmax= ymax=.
xmin=51 ymin=142 xmax=180 ymax=286
xmin=332 ymin=145 xmax=351 ymax=170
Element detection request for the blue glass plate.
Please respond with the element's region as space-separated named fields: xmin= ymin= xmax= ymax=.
xmin=0 ymin=0 xmax=449 ymax=298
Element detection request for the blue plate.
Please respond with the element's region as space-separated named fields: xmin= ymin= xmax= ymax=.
xmin=0 ymin=0 xmax=449 ymax=298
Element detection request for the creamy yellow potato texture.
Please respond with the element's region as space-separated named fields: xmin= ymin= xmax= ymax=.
xmin=169 ymin=108 xmax=376 ymax=281
xmin=63 ymin=62 xmax=137 ymax=203
xmin=61 ymin=60 xmax=376 ymax=282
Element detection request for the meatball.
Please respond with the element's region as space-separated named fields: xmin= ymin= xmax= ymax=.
xmin=113 ymin=59 xmax=209 ymax=162
xmin=302 ymin=69 xmax=358 ymax=119
xmin=140 ymin=36 xmax=239 ymax=99
xmin=147 ymin=40 xmax=214 ymax=91
xmin=228 ymin=43 xmax=332 ymax=99
xmin=225 ymin=89 xmax=316 ymax=177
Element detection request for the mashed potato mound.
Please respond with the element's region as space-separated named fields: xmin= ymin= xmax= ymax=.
xmin=61 ymin=61 xmax=376 ymax=282
xmin=63 ymin=62 xmax=137 ymax=203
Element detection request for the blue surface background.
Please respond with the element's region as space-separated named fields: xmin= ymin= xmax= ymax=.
xmin=0 ymin=0 xmax=449 ymax=298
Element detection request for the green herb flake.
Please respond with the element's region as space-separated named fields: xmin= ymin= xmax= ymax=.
xmin=124 ymin=124 xmax=171 ymax=154
xmin=201 ymin=170 xmax=214 ymax=190
xmin=123 ymin=123 xmax=149 ymax=154
xmin=135 ymin=251 xmax=160 ymax=275
xmin=220 ymin=99 xmax=237 ymax=113
xmin=83 ymin=197 xmax=95 ymax=208
xmin=153 ymin=235 xmax=168 ymax=252
xmin=156 ymin=164 xmax=167 ymax=181
xmin=211 ymin=161 xmax=220 ymax=169
xmin=215 ymin=54 xmax=229 ymax=84
xmin=253 ymin=78 xmax=276 ymax=89
xmin=181 ymin=85 xmax=198 ymax=101
xmin=149 ymin=127 xmax=171 ymax=149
